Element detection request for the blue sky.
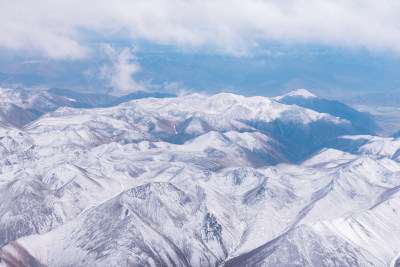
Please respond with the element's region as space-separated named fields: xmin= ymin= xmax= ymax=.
xmin=1 ymin=0 xmax=400 ymax=98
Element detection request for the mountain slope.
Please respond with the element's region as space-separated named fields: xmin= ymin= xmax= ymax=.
xmin=324 ymin=135 xmax=400 ymax=160
xmin=276 ymin=89 xmax=379 ymax=134
xmin=0 ymin=87 xmax=176 ymax=128
xmin=0 ymin=90 xmax=398 ymax=266
xmin=48 ymin=88 xmax=176 ymax=108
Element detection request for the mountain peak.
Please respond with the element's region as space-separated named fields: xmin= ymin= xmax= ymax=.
xmin=276 ymin=89 xmax=317 ymax=100
xmin=285 ymin=89 xmax=317 ymax=98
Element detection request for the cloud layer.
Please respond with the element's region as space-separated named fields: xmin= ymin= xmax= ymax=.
xmin=2 ymin=0 xmax=400 ymax=59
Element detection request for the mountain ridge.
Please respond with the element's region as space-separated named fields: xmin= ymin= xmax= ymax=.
xmin=0 ymin=88 xmax=399 ymax=266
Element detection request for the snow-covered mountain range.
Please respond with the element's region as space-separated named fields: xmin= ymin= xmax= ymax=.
xmin=0 ymin=87 xmax=399 ymax=266
xmin=0 ymin=87 xmax=175 ymax=128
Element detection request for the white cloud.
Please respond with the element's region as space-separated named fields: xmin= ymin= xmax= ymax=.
xmin=100 ymin=44 xmax=145 ymax=94
xmin=163 ymin=81 xmax=193 ymax=97
xmin=1 ymin=0 xmax=400 ymax=58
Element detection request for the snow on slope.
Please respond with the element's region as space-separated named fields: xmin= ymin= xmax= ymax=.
xmin=0 ymin=92 xmax=399 ymax=266
xmin=4 ymin=150 xmax=400 ymax=266
xmin=23 ymin=92 xmax=355 ymax=163
xmin=274 ymin=89 xmax=317 ymax=100
xmin=121 ymin=92 xmax=340 ymax=126
xmin=0 ymin=87 xmax=176 ymax=129
xmin=275 ymin=89 xmax=379 ymax=135
xmin=327 ymin=135 xmax=400 ymax=160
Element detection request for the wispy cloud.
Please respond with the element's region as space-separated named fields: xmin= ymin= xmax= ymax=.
xmin=1 ymin=0 xmax=400 ymax=59
xmin=99 ymin=44 xmax=145 ymax=94
xmin=163 ymin=81 xmax=193 ymax=97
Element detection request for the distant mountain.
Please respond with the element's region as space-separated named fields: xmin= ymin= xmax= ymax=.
xmin=275 ymin=89 xmax=380 ymax=134
xmin=344 ymin=91 xmax=400 ymax=107
xmin=48 ymin=88 xmax=176 ymax=108
xmin=0 ymin=87 xmax=81 ymax=128
xmin=317 ymin=134 xmax=400 ymax=160
xmin=47 ymin=88 xmax=115 ymax=108
xmin=0 ymin=103 xmax=38 ymax=128
xmin=103 ymin=91 xmax=176 ymax=107
xmin=0 ymin=87 xmax=176 ymax=128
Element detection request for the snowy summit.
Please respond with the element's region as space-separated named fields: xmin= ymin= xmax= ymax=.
xmin=275 ymin=89 xmax=317 ymax=100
